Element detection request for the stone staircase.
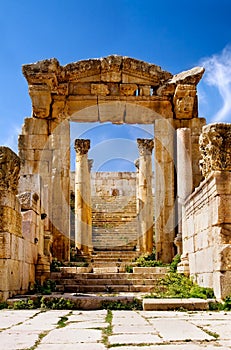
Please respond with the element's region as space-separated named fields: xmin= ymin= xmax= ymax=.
xmin=90 ymin=250 xmax=139 ymax=271
xmin=92 ymin=195 xmax=138 ymax=251
xmin=51 ymin=270 xmax=166 ymax=294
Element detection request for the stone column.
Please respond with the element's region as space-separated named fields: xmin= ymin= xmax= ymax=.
xmin=176 ymin=128 xmax=193 ymax=273
xmin=137 ymin=139 xmax=154 ymax=254
xmin=134 ymin=159 xmax=140 ymax=252
xmin=87 ymin=159 xmax=94 ymax=254
xmin=74 ymin=139 xmax=91 ymax=253
xmin=154 ymin=119 xmax=175 ymax=263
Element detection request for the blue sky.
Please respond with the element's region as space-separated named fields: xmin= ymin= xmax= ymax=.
xmin=0 ymin=0 xmax=231 ymax=171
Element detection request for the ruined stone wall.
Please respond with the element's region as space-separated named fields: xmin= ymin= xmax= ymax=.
xmin=0 ymin=147 xmax=39 ymax=301
xmin=182 ymin=123 xmax=231 ymax=298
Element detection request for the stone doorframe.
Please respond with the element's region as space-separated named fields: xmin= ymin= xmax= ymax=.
xmin=19 ymin=55 xmax=206 ymax=262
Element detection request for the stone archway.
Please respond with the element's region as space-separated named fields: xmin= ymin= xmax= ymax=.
xmin=19 ymin=55 xmax=205 ymax=262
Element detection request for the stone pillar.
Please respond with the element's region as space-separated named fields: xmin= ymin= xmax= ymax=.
xmin=154 ymin=119 xmax=175 ymax=263
xmin=87 ymin=159 xmax=94 ymax=254
xmin=176 ymin=128 xmax=193 ymax=273
xmin=74 ymin=139 xmax=91 ymax=253
xmin=137 ymin=139 xmax=154 ymax=254
xmin=134 ymin=159 xmax=140 ymax=252
xmin=50 ymin=120 xmax=70 ymax=261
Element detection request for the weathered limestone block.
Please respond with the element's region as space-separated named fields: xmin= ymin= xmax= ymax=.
xmin=122 ymin=57 xmax=172 ymax=85
xmin=168 ymin=66 xmax=205 ymax=85
xmin=22 ymin=58 xmax=60 ymax=86
xmin=98 ymin=100 xmax=125 ymax=123
xmin=173 ymin=84 xmax=197 ymax=119
xmin=69 ymin=82 xmax=91 ymax=95
xmin=91 ymin=83 xmax=110 ymax=96
xmin=18 ymin=192 xmax=39 ymax=212
xmin=101 ymin=55 xmax=122 ymax=82
xmin=64 ymin=59 xmax=101 ymax=82
xmin=199 ymin=123 xmax=231 ymax=178
xmin=120 ymin=84 xmax=138 ymax=96
xmin=22 ymin=117 xmax=49 ymax=135
xmin=29 ymin=84 xmax=52 ymax=118
xmin=0 ymin=147 xmax=20 ymax=193
xmin=18 ymin=134 xmax=49 ymax=150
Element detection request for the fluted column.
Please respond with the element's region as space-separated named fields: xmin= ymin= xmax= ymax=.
xmin=74 ymin=139 xmax=91 ymax=253
xmin=137 ymin=139 xmax=154 ymax=253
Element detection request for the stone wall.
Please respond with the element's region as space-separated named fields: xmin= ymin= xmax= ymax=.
xmin=0 ymin=147 xmax=39 ymax=301
xmin=182 ymin=123 xmax=231 ymax=299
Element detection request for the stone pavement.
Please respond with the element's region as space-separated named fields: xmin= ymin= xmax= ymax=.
xmin=0 ymin=309 xmax=230 ymax=349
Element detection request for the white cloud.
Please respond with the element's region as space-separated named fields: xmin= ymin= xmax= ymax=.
xmin=200 ymin=45 xmax=231 ymax=123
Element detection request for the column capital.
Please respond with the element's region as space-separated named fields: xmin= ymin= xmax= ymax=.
xmin=74 ymin=139 xmax=90 ymax=155
xmin=199 ymin=123 xmax=231 ymax=177
xmin=137 ymin=138 xmax=154 ymax=156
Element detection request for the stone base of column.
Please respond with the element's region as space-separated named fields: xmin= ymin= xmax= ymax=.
xmin=177 ymin=254 xmax=190 ymax=276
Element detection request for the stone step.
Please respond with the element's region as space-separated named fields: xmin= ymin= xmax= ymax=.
xmin=51 ymin=272 xmax=165 ymax=279
xmin=143 ymin=298 xmax=209 ymax=311
xmin=55 ymin=278 xmax=160 ymax=286
xmin=55 ymin=284 xmax=155 ymax=293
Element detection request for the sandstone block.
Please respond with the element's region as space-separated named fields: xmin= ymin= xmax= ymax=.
xmin=120 ymin=84 xmax=137 ymax=96
xmin=22 ymin=117 xmax=49 ymax=135
xmin=0 ymin=232 xmax=11 ymax=258
xmin=18 ymin=134 xmax=49 ymax=150
xmin=69 ymin=82 xmax=91 ymax=95
xmin=29 ymin=84 xmax=51 ymax=118
xmin=91 ymin=84 xmax=110 ymax=96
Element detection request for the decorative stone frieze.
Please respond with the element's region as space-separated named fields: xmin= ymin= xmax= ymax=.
xmin=91 ymin=84 xmax=110 ymax=96
xmin=120 ymin=84 xmax=138 ymax=96
xmin=199 ymin=123 xmax=231 ymax=178
xmin=0 ymin=147 xmax=20 ymax=194
xmin=74 ymin=139 xmax=91 ymax=155
xmin=173 ymin=84 xmax=197 ymax=119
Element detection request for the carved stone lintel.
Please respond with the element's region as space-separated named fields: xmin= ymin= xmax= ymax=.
xmin=137 ymin=139 xmax=154 ymax=156
xmin=0 ymin=147 xmax=20 ymax=193
xmin=199 ymin=123 xmax=231 ymax=178
xmin=74 ymin=139 xmax=90 ymax=155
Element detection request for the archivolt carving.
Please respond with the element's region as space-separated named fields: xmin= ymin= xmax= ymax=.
xmin=0 ymin=147 xmax=20 ymax=193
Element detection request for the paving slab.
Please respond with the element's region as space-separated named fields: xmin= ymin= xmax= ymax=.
xmin=109 ymin=333 xmax=162 ymax=345
xmin=0 ymin=309 xmax=38 ymax=329
xmin=0 ymin=331 xmax=39 ymax=350
xmin=190 ymin=320 xmax=231 ymax=340
xmin=148 ymin=318 xmax=214 ymax=341
xmin=40 ymin=327 xmax=102 ymax=344
xmin=113 ymin=325 xmax=156 ymax=334
xmin=110 ymin=345 xmax=230 ymax=350
xmin=37 ymin=344 xmax=106 ymax=350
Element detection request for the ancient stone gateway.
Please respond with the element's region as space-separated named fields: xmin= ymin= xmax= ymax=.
xmin=20 ymin=55 xmax=205 ymax=263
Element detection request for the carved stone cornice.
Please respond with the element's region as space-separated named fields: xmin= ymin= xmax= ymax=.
xmin=74 ymin=139 xmax=90 ymax=155
xmin=0 ymin=147 xmax=20 ymax=193
xmin=199 ymin=123 xmax=231 ymax=177
xmin=137 ymin=139 xmax=154 ymax=156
